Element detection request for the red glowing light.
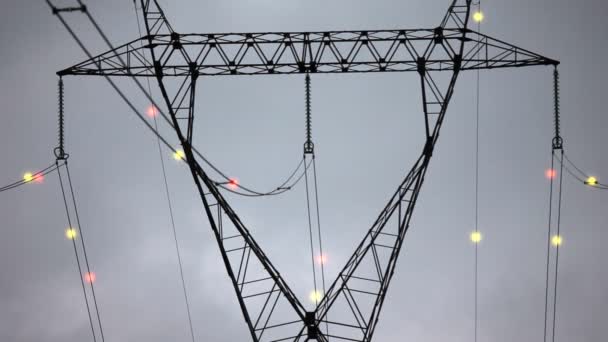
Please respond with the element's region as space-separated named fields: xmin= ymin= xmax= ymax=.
xmin=228 ymin=178 xmax=239 ymax=190
xmin=146 ymin=105 xmax=159 ymax=118
xmin=84 ymin=272 xmax=96 ymax=284
xmin=33 ymin=173 xmax=44 ymax=183
xmin=545 ymin=169 xmax=557 ymax=180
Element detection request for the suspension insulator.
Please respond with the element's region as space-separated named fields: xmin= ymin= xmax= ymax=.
xmin=304 ymin=73 xmax=315 ymax=154
xmin=552 ymin=67 xmax=563 ymax=150
xmin=54 ymin=77 xmax=68 ymax=160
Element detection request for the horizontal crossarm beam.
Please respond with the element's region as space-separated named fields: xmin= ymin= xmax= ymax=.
xmin=57 ymin=28 xmax=558 ymax=77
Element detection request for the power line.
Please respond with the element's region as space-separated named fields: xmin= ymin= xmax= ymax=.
xmin=66 ymin=161 xmax=106 ymax=342
xmin=473 ymin=2 xmax=482 ymax=342
xmin=132 ymin=2 xmax=197 ymax=341
xmin=551 ymin=150 xmax=565 ymax=342
xmin=56 ymin=160 xmax=98 ymax=342
xmin=218 ymin=158 xmax=311 ymax=197
xmin=312 ymin=155 xmax=329 ymax=336
xmin=0 ymin=163 xmax=58 ymax=193
xmin=57 ymin=159 xmax=106 ymax=342
xmin=559 ymin=152 xmax=608 ymax=190
xmin=304 ymin=155 xmax=319 ymax=300
xmin=543 ymin=152 xmax=555 ymax=342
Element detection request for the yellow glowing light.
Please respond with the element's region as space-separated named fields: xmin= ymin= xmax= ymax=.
xmin=23 ymin=172 xmax=34 ymax=183
xmin=309 ymin=290 xmax=323 ymax=304
xmin=173 ymin=149 xmax=185 ymax=161
xmin=551 ymin=235 xmax=563 ymax=247
xmin=473 ymin=11 xmax=485 ymax=23
xmin=470 ymin=231 xmax=482 ymax=244
xmin=65 ymin=228 xmax=77 ymax=240
xmin=585 ymin=176 xmax=598 ymax=186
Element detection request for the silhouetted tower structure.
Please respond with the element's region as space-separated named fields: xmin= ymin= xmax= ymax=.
xmin=56 ymin=1 xmax=558 ymax=341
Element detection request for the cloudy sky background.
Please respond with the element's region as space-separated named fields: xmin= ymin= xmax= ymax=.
xmin=1 ymin=0 xmax=607 ymax=341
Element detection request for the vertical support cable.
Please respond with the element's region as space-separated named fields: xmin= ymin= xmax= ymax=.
xmin=304 ymin=159 xmax=319 ymax=300
xmin=57 ymin=161 xmax=97 ymax=342
xmin=543 ymin=152 xmax=554 ymax=342
xmin=65 ymin=162 xmax=106 ymax=342
xmin=552 ymin=150 xmax=564 ymax=342
xmin=473 ymin=3 xmax=482 ymax=342
xmin=312 ymin=156 xmax=329 ymax=337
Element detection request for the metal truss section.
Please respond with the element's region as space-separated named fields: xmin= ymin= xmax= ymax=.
xmin=190 ymin=157 xmax=309 ymax=341
xmin=58 ymin=29 xmax=557 ymax=78
xmin=140 ymin=0 xmax=174 ymax=35
xmin=441 ymin=0 xmax=472 ymax=29
xmin=56 ymin=1 xmax=560 ymax=341
xmin=313 ymin=156 xmax=428 ymax=341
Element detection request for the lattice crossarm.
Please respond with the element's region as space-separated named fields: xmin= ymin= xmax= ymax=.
xmin=460 ymin=30 xmax=560 ymax=70
xmin=56 ymin=37 xmax=156 ymax=77
xmin=58 ymin=29 xmax=558 ymax=77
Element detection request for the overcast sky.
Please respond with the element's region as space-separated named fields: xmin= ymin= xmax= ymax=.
xmin=1 ymin=0 xmax=607 ymax=341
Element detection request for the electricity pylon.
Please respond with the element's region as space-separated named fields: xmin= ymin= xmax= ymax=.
xmin=56 ymin=1 xmax=558 ymax=341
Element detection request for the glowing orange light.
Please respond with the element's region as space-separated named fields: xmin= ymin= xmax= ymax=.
xmin=309 ymin=290 xmax=323 ymax=304
xmin=228 ymin=178 xmax=239 ymax=190
xmin=316 ymin=253 xmax=328 ymax=265
xmin=146 ymin=105 xmax=159 ymax=118
xmin=545 ymin=169 xmax=557 ymax=180
xmin=23 ymin=172 xmax=34 ymax=183
xmin=65 ymin=228 xmax=77 ymax=240
xmin=173 ymin=149 xmax=185 ymax=161
xmin=84 ymin=272 xmax=96 ymax=284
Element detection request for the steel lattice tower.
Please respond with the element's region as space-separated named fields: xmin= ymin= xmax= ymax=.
xmin=56 ymin=1 xmax=559 ymax=341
